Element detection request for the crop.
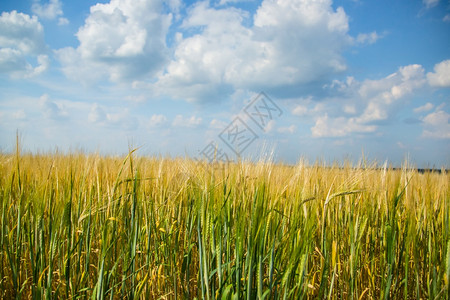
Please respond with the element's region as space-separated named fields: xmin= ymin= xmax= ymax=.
xmin=0 ymin=147 xmax=449 ymax=299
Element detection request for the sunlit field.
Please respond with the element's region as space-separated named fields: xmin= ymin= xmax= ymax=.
xmin=0 ymin=148 xmax=449 ymax=299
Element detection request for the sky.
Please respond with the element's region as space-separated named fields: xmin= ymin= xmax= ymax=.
xmin=0 ymin=0 xmax=449 ymax=167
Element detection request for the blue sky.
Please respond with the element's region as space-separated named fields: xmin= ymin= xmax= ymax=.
xmin=0 ymin=0 xmax=449 ymax=167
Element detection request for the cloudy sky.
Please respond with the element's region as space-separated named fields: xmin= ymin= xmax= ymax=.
xmin=0 ymin=0 xmax=449 ymax=167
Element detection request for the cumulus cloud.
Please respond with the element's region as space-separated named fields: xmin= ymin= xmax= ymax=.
xmin=264 ymin=119 xmax=276 ymax=132
xmin=31 ymin=0 xmax=63 ymax=20
xmin=427 ymin=59 xmax=450 ymax=87
xmin=291 ymin=97 xmax=324 ymax=118
xmin=53 ymin=0 xmax=389 ymax=103
xmin=88 ymin=103 xmax=138 ymax=130
xmin=0 ymin=49 xmax=30 ymax=75
xmin=292 ymin=105 xmax=308 ymax=116
xmin=88 ymin=103 xmax=107 ymax=123
xmin=356 ymin=31 xmax=381 ymax=45
xmin=40 ymin=94 xmax=68 ymax=120
xmin=413 ymin=102 xmax=434 ymax=113
xmin=422 ymin=109 xmax=450 ymax=139
xmin=357 ymin=64 xmax=426 ymax=123
xmin=56 ymin=0 xmax=171 ymax=83
xmin=311 ymin=64 xmax=427 ymax=137
xmin=343 ymin=104 xmax=356 ymax=114
xmin=149 ymin=114 xmax=167 ymax=127
xmin=210 ymin=119 xmax=228 ymax=129
xmin=0 ymin=50 xmax=49 ymax=78
xmin=278 ymin=125 xmax=296 ymax=134
xmin=311 ymin=114 xmax=376 ymax=137
xmin=0 ymin=11 xmax=46 ymax=53
xmin=172 ymin=115 xmax=202 ymax=127
xmin=58 ymin=17 xmax=69 ymax=25
xmin=219 ymin=0 xmax=254 ymax=5
xmin=0 ymin=11 xmax=49 ymax=78
xmin=156 ymin=0 xmax=352 ymax=102
xmin=107 ymin=111 xmax=139 ymax=130
xmin=56 ymin=47 xmax=103 ymax=84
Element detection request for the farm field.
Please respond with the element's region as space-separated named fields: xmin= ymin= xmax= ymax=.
xmin=0 ymin=150 xmax=449 ymax=299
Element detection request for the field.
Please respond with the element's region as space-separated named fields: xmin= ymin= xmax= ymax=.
xmin=0 ymin=149 xmax=449 ymax=299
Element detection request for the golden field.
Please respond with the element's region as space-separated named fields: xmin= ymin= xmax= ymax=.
xmin=0 ymin=149 xmax=449 ymax=299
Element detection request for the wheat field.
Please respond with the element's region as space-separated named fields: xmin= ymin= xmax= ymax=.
xmin=0 ymin=148 xmax=449 ymax=299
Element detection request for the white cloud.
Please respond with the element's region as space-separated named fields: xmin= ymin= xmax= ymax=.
xmin=88 ymin=103 xmax=138 ymax=130
xmin=311 ymin=63 xmax=427 ymax=137
xmin=357 ymin=64 xmax=426 ymax=123
xmin=423 ymin=0 xmax=439 ymax=8
xmin=427 ymin=59 xmax=450 ymax=87
xmin=359 ymin=64 xmax=425 ymax=99
xmin=311 ymin=114 xmax=376 ymax=137
xmin=40 ymin=94 xmax=68 ymax=120
xmin=413 ymin=102 xmax=434 ymax=113
xmin=0 ymin=50 xmax=49 ymax=78
xmin=315 ymin=60 xmax=445 ymax=140
xmin=291 ymin=97 xmax=325 ymax=118
xmin=0 ymin=49 xmax=29 ymax=74
xmin=422 ymin=109 xmax=450 ymax=139
xmin=125 ymin=94 xmax=147 ymax=103
xmin=172 ymin=115 xmax=202 ymax=127
xmin=278 ymin=125 xmax=296 ymax=134
xmin=0 ymin=11 xmax=49 ymax=78
xmin=422 ymin=109 xmax=447 ymax=126
xmin=165 ymin=0 xmax=182 ymax=15
xmin=264 ymin=119 xmax=276 ymax=132
xmin=57 ymin=0 xmax=171 ymax=83
xmin=56 ymin=47 xmax=103 ymax=84
xmin=397 ymin=141 xmax=406 ymax=149
xmin=107 ymin=111 xmax=138 ymax=130
xmin=32 ymin=0 xmax=63 ymax=20
xmin=88 ymin=103 xmax=107 ymax=123
xmin=219 ymin=0 xmax=254 ymax=5
xmin=58 ymin=17 xmax=69 ymax=25
xmin=156 ymin=0 xmax=352 ymax=102
xmin=28 ymin=54 xmax=49 ymax=77
xmin=356 ymin=31 xmax=381 ymax=45
xmin=0 ymin=11 xmax=46 ymax=54
xmin=292 ymin=105 xmax=308 ymax=116
xmin=149 ymin=114 xmax=167 ymax=127
xmin=444 ymin=14 xmax=450 ymax=22
xmin=326 ymin=76 xmax=357 ymax=91
xmin=210 ymin=118 xmax=228 ymax=129
xmin=343 ymin=104 xmax=356 ymax=114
